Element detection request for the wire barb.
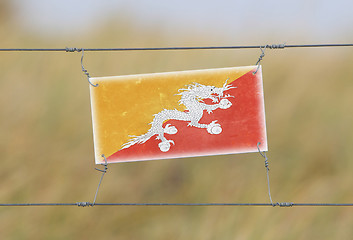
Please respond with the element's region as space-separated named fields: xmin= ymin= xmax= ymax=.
xmin=76 ymin=202 xmax=93 ymax=207
xmin=257 ymin=142 xmax=274 ymax=205
xmin=92 ymin=154 xmax=109 ymax=206
xmin=266 ymin=43 xmax=286 ymax=49
xmin=65 ymin=47 xmax=82 ymax=52
xmin=275 ymin=202 xmax=294 ymax=207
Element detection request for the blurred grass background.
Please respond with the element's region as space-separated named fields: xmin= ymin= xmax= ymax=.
xmin=1 ymin=1 xmax=353 ymax=239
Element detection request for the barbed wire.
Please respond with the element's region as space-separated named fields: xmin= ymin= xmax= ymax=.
xmin=0 ymin=202 xmax=353 ymax=207
xmin=0 ymin=43 xmax=352 ymax=52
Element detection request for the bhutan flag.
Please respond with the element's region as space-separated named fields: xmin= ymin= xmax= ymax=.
xmin=90 ymin=66 xmax=267 ymax=164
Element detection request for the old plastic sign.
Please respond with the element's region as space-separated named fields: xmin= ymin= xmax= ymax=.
xmin=90 ymin=66 xmax=267 ymax=164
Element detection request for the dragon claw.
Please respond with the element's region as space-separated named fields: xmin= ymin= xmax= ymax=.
xmin=219 ymin=99 xmax=232 ymax=109
xmin=158 ymin=140 xmax=174 ymax=152
xmin=164 ymin=124 xmax=178 ymax=134
xmin=207 ymin=121 xmax=222 ymax=135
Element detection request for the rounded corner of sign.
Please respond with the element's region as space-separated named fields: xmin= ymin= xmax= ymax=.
xmin=260 ymin=142 xmax=268 ymax=152
xmin=94 ymin=154 xmax=105 ymax=165
xmin=94 ymin=158 xmax=101 ymax=165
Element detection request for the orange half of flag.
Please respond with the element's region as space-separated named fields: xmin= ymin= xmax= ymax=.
xmin=89 ymin=66 xmax=267 ymax=164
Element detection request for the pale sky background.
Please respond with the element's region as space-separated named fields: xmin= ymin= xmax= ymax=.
xmin=8 ymin=0 xmax=353 ymax=43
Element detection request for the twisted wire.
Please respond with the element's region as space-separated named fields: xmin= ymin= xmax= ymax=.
xmin=92 ymin=155 xmax=108 ymax=206
xmin=257 ymin=142 xmax=273 ymax=205
xmin=80 ymin=49 xmax=98 ymax=87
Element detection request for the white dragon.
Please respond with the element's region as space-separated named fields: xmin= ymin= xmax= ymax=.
xmin=121 ymin=79 xmax=235 ymax=152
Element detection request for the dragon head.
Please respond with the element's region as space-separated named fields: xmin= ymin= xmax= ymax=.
xmin=178 ymin=79 xmax=235 ymax=103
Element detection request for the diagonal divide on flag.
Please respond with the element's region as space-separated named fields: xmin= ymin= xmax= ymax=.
xmin=90 ymin=66 xmax=267 ymax=164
